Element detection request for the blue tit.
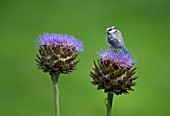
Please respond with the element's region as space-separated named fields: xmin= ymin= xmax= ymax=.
xmin=106 ymin=26 xmax=129 ymax=54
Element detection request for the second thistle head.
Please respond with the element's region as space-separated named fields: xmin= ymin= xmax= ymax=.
xmin=36 ymin=33 xmax=84 ymax=75
xmin=90 ymin=49 xmax=138 ymax=95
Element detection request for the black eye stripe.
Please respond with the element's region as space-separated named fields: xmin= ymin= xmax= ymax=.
xmin=108 ymin=29 xmax=112 ymax=31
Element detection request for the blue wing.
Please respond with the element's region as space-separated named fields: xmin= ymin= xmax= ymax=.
xmin=107 ymin=35 xmax=123 ymax=49
xmin=107 ymin=35 xmax=130 ymax=54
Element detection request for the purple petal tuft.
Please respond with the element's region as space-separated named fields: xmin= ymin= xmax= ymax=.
xmin=98 ymin=49 xmax=135 ymax=68
xmin=37 ymin=33 xmax=84 ymax=52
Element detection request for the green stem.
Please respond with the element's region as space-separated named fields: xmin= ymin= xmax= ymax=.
xmin=51 ymin=73 xmax=60 ymax=116
xmin=107 ymin=92 xmax=114 ymax=116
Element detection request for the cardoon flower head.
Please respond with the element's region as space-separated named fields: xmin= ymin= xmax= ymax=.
xmin=36 ymin=33 xmax=84 ymax=74
xmin=90 ymin=49 xmax=138 ymax=95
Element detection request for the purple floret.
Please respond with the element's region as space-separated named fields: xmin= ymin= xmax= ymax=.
xmin=37 ymin=33 xmax=84 ymax=52
xmin=98 ymin=49 xmax=135 ymax=68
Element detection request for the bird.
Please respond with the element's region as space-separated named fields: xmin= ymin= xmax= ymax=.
xmin=106 ymin=26 xmax=129 ymax=54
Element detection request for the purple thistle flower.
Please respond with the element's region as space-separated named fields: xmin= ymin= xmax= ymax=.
xmin=90 ymin=49 xmax=138 ymax=95
xmin=37 ymin=33 xmax=84 ymax=52
xmin=36 ymin=32 xmax=84 ymax=74
xmin=98 ymin=49 xmax=135 ymax=68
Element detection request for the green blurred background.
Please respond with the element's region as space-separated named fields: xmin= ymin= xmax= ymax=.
xmin=0 ymin=0 xmax=170 ymax=116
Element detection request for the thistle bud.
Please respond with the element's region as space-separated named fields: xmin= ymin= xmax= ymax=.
xmin=90 ymin=50 xmax=138 ymax=95
xmin=36 ymin=33 xmax=84 ymax=74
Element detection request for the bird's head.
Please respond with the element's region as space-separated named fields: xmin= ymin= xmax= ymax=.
xmin=106 ymin=26 xmax=117 ymax=35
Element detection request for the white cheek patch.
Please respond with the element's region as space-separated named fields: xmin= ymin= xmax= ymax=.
xmin=109 ymin=29 xmax=116 ymax=34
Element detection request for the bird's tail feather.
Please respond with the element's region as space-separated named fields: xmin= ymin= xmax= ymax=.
xmin=121 ymin=47 xmax=129 ymax=54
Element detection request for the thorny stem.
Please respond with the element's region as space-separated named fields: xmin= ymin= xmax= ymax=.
xmin=106 ymin=92 xmax=114 ymax=116
xmin=51 ymin=73 xmax=60 ymax=116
